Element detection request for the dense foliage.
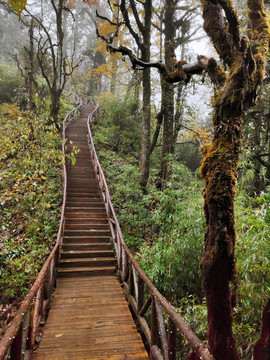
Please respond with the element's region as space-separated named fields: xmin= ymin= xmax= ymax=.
xmin=0 ymin=102 xmax=65 ymax=336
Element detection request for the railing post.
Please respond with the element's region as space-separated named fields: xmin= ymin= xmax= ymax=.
xmin=155 ymin=299 xmax=169 ymax=360
xmin=128 ymin=263 xmax=134 ymax=297
xmin=10 ymin=325 xmax=23 ymax=360
xmin=122 ymin=248 xmax=127 ymax=282
xmin=168 ymin=318 xmax=176 ymax=360
xmin=137 ymin=275 xmax=144 ymax=313
xmin=150 ymin=295 xmax=159 ymax=360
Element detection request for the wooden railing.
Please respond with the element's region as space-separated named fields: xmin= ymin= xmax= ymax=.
xmin=86 ymin=98 xmax=214 ymax=360
xmin=0 ymin=95 xmax=82 ymax=360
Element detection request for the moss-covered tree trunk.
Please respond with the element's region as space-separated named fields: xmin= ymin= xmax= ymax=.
xmin=160 ymin=0 xmax=175 ymax=185
xmin=138 ymin=1 xmax=152 ymax=189
xmin=140 ymin=65 xmax=151 ymax=188
xmin=200 ymin=0 xmax=270 ymax=358
xmin=200 ymin=67 xmax=243 ymax=360
xmin=250 ymin=115 xmax=263 ymax=195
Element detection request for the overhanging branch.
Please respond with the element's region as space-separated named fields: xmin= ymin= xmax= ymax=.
xmin=106 ymin=43 xmax=227 ymax=87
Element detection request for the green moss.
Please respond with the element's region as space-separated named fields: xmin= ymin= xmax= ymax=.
xmin=201 ymin=138 xmax=239 ymax=202
xmin=207 ymin=58 xmax=227 ymax=88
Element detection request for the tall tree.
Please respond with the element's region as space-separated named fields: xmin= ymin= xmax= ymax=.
xmin=24 ymin=0 xmax=82 ymax=128
xmin=199 ymin=1 xmax=270 ymax=358
xmin=157 ymin=1 xmax=201 ymax=185
xmin=100 ymin=0 xmax=270 ymax=358
xmin=118 ymin=0 xmax=152 ymax=189
xmin=97 ymin=0 xmax=152 ymax=188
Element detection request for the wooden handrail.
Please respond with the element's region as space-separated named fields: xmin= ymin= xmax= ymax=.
xmin=86 ymin=98 xmax=214 ymax=360
xmin=0 ymin=94 xmax=83 ymax=360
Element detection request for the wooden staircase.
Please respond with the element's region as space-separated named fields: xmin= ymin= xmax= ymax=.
xmin=33 ymin=105 xmax=149 ymax=360
xmin=58 ymin=111 xmax=116 ymax=278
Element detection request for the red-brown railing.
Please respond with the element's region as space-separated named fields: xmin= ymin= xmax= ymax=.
xmin=0 ymin=93 xmax=82 ymax=360
xmin=85 ymin=97 xmax=214 ymax=360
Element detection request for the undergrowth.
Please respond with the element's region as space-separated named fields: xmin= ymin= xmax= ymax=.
xmin=0 ymin=103 xmax=63 ymax=336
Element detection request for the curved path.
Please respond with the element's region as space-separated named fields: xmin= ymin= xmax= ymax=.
xmin=34 ymin=106 xmax=149 ymax=359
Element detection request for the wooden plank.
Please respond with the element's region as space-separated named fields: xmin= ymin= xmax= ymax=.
xmin=34 ymin=277 xmax=148 ymax=359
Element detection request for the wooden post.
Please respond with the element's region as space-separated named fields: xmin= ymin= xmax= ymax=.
xmin=168 ymin=318 xmax=176 ymax=360
xmin=155 ymin=299 xmax=169 ymax=360
xmin=150 ymin=295 xmax=159 ymax=360
xmin=10 ymin=325 xmax=23 ymax=360
xmin=128 ymin=263 xmax=134 ymax=297
xmin=137 ymin=276 xmax=144 ymax=313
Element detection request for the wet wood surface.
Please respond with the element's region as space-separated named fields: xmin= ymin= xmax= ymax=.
xmin=34 ymin=106 xmax=148 ymax=359
xmin=34 ymin=277 xmax=148 ymax=359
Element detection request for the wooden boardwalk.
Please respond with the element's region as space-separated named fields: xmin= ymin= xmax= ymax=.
xmin=34 ymin=106 xmax=149 ymax=359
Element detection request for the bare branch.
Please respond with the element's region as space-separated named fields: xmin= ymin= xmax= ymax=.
xmin=120 ymin=0 xmax=142 ymax=49
xmin=129 ymin=0 xmax=145 ymax=34
xmin=96 ymin=10 xmax=124 ymax=26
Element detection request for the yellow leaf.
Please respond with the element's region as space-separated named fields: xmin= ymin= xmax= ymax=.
xmin=55 ymin=334 xmax=63 ymax=338
xmin=8 ymin=0 xmax=27 ymax=18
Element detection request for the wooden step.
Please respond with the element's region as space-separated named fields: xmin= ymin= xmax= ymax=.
xmin=63 ymin=236 xmax=111 ymax=244
xmin=67 ymin=185 xmax=100 ymax=190
xmin=66 ymin=197 xmax=102 ymax=203
xmin=65 ymin=222 xmax=109 ymax=229
xmin=64 ymin=230 xmax=111 ymax=236
xmin=65 ymin=213 xmax=107 ymax=219
xmin=62 ymin=243 xmax=113 ymax=251
xmin=66 ymin=202 xmax=105 ymax=208
xmin=65 ymin=218 xmax=109 ymax=225
xmin=66 ymin=206 xmax=106 ymax=211
xmin=67 ymin=189 xmax=101 ymax=195
xmin=61 ymin=249 xmax=114 ymax=259
xmin=67 ymin=175 xmax=96 ymax=179
xmin=59 ymin=257 xmax=116 ymax=268
xmin=67 ymin=194 xmax=101 ymax=200
xmin=66 ymin=166 xmax=94 ymax=171
xmin=58 ymin=266 xmax=115 ymax=277
xmin=67 ymin=178 xmax=97 ymax=182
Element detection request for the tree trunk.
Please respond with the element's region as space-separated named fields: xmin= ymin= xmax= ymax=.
xmin=27 ymin=19 xmax=34 ymax=113
xmin=161 ymin=80 xmax=174 ymax=184
xmin=201 ymin=98 xmax=241 ymax=360
xmin=140 ymin=66 xmax=151 ymax=188
xmin=139 ymin=0 xmax=152 ymax=189
xmin=250 ymin=115 xmax=263 ymax=195
xmin=200 ymin=1 xmax=270 ymax=357
xmin=264 ymin=139 xmax=270 ymax=186
xmin=254 ymin=299 xmax=270 ymax=359
xmin=49 ymin=89 xmax=61 ymax=130
xmin=160 ymin=0 xmax=176 ymax=185
xmin=171 ymin=83 xmax=184 ymax=154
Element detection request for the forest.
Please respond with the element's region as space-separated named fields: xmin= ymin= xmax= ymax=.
xmin=0 ymin=0 xmax=269 ymax=359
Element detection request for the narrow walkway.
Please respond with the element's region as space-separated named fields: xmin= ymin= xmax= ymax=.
xmin=34 ymin=106 xmax=149 ymax=359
